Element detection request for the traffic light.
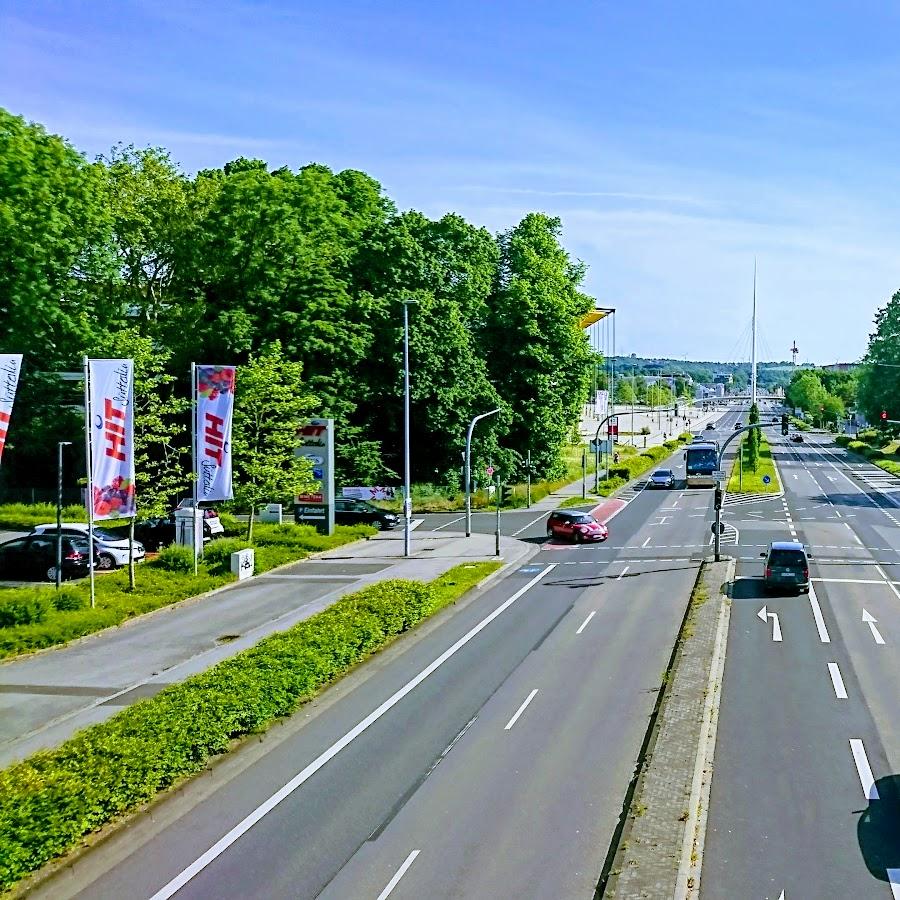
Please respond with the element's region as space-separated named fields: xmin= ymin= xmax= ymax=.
xmin=781 ymin=413 xmax=789 ymax=436
xmin=714 ymin=485 xmax=723 ymax=510
xmin=881 ymin=410 xmax=888 ymax=421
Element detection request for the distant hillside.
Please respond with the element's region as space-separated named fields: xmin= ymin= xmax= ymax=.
xmin=612 ymin=357 xmax=796 ymax=390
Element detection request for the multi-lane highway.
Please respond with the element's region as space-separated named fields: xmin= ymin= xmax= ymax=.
xmin=703 ymin=426 xmax=900 ymax=899
xmin=42 ymin=413 xmax=744 ymax=900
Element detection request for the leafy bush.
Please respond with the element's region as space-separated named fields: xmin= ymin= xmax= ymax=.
xmin=156 ymin=544 xmax=196 ymax=573
xmin=857 ymin=429 xmax=880 ymax=443
xmin=848 ymin=440 xmax=870 ymax=456
xmin=51 ymin=587 xmax=85 ymax=612
xmin=0 ymin=592 xmax=52 ymax=628
xmin=0 ymin=563 xmax=500 ymax=892
xmin=203 ymin=538 xmax=253 ymax=572
xmin=0 ymin=503 xmax=87 ymax=531
xmin=834 ymin=434 xmax=852 ymax=447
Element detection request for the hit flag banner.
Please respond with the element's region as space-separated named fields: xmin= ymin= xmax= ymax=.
xmin=0 ymin=354 xmax=23 ymax=466
xmin=88 ymin=359 xmax=136 ymax=519
xmin=195 ymin=365 xmax=236 ymax=501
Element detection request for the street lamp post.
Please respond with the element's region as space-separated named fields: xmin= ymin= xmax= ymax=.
xmin=402 ymin=299 xmax=417 ymax=557
xmin=465 ymin=408 xmax=501 ymax=536
xmin=56 ymin=441 xmax=72 ymax=590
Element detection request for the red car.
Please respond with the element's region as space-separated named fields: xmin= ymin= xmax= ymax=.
xmin=546 ymin=510 xmax=609 ymax=543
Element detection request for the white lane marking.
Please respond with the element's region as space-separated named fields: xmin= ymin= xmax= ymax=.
xmin=874 ymin=563 xmax=900 ymax=603
xmin=862 ymin=609 xmax=886 ymax=645
xmin=576 ymin=611 xmax=596 ymax=634
xmin=656 ymin=516 xmax=670 ymax=525
xmin=431 ymin=515 xmax=465 ymax=532
xmin=511 ymin=511 xmax=549 ymax=536
xmin=617 ymin=565 xmax=630 ymax=580
xmin=827 ymin=662 xmax=848 ymax=699
xmin=808 ymin=584 xmax=831 ymax=643
xmin=887 ymin=869 xmax=900 ymax=900
xmin=812 ymin=578 xmax=887 ymax=584
xmin=147 ymin=565 xmax=556 ymax=900
xmin=849 ymin=739 xmax=880 ymax=800
xmin=377 ymin=850 xmax=420 ymax=900
xmin=504 ymin=688 xmax=539 ymax=730
xmin=757 ymin=605 xmax=782 ymax=642
xmin=642 ymin=536 xmax=651 ymax=548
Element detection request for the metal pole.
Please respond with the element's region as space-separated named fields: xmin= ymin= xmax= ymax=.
xmin=751 ymin=258 xmax=758 ymax=408
xmin=714 ymin=505 xmax=721 ymax=562
xmin=191 ymin=362 xmax=198 ymax=576
xmin=56 ymin=441 xmax=71 ymax=590
xmin=83 ymin=358 xmax=95 ymax=609
xmin=631 ymin=363 xmax=635 ymax=446
xmin=526 ymin=450 xmax=532 ymax=508
xmin=403 ymin=301 xmax=412 ymax=558
xmin=582 ymin=450 xmax=586 ymax=499
xmin=464 ymin=408 xmax=500 ymax=536
xmin=495 ymin=475 xmax=501 ymax=556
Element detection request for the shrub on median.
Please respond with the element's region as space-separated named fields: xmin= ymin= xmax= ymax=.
xmin=0 ymin=563 xmax=499 ymax=891
xmin=0 ymin=592 xmax=52 ymax=628
xmin=848 ymin=440 xmax=871 ymax=455
xmin=834 ymin=434 xmax=852 ymax=447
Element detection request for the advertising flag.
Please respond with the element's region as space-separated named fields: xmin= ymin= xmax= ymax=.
xmin=88 ymin=359 xmax=136 ymax=519
xmin=0 ymin=354 xmax=23 ymax=466
xmin=195 ymin=365 xmax=236 ymax=501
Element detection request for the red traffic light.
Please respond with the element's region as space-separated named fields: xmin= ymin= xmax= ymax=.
xmin=881 ymin=411 xmax=888 ymax=420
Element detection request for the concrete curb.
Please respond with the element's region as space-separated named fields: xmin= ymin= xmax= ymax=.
xmin=601 ymin=557 xmax=735 ymax=899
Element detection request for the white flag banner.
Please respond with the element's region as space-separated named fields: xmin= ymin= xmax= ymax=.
xmin=195 ymin=365 xmax=236 ymax=502
xmin=0 ymin=354 xmax=23 ymax=466
xmin=595 ymin=389 xmax=609 ymax=421
xmin=88 ymin=359 xmax=136 ymax=520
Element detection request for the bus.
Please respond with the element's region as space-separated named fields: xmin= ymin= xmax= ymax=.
xmin=684 ymin=441 xmax=719 ymax=487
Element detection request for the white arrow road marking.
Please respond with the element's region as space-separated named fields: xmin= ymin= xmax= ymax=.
xmin=849 ymin=738 xmax=880 ymax=799
xmin=757 ymin=605 xmax=782 ymax=641
xmin=827 ymin=662 xmax=848 ymax=699
xmin=377 ymin=850 xmax=420 ymax=900
xmin=887 ymin=868 xmax=900 ymax=900
xmin=862 ymin=609 xmax=886 ymax=645
xmin=778 ymin=891 xmax=785 ymax=900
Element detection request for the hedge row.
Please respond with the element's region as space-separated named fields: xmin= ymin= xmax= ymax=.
xmin=0 ymin=561 xmax=500 ymax=891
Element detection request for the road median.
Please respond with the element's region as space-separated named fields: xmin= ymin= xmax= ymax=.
xmin=600 ymin=557 xmax=734 ymax=900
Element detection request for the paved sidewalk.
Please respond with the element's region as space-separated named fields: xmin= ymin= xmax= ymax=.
xmin=0 ymin=528 xmax=534 ymax=767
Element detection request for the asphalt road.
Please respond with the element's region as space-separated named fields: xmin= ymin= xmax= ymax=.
xmin=37 ymin=414 xmax=744 ymax=900
xmin=703 ymin=426 xmax=900 ymax=899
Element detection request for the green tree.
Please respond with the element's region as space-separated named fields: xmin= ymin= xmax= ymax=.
xmin=858 ymin=290 xmax=900 ymax=426
xmin=747 ymin=403 xmax=760 ymax=471
xmin=787 ymin=370 xmax=827 ymax=417
xmin=232 ymin=342 xmax=317 ymax=540
xmin=481 ymin=214 xmax=594 ymax=478
xmin=0 ymin=107 xmax=116 ymax=367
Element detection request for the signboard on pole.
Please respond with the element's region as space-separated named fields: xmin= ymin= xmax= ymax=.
xmin=342 ymin=486 xmax=397 ymax=501
xmin=607 ymin=417 xmax=619 ymax=437
xmin=595 ymin=389 xmax=609 ymax=421
xmin=295 ymin=418 xmax=335 ymax=534
xmin=88 ymin=359 xmax=136 ymax=520
xmin=0 ymin=354 xmax=23 ymax=466
xmin=195 ymin=365 xmax=236 ymax=502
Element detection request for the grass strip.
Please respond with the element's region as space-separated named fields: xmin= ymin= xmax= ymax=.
xmin=727 ymin=430 xmax=780 ymax=493
xmin=0 ymin=560 xmax=501 ymax=892
xmin=0 ymin=522 xmax=374 ymax=659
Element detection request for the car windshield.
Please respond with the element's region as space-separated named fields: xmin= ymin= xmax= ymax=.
xmin=91 ymin=528 xmax=122 ymax=541
xmin=769 ymin=549 xmax=805 ymax=567
xmin=654 ymin=470 xmax=672 ymax=478
xmin=574 ymin=515 xmax=595 ymax=524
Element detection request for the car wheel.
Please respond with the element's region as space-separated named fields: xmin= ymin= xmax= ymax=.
xmin=45 ymin=566 xmax=60 ymax=583
xmin=97 ymin=553 xmax=117 ymax=571
xmin=574 ymin=531 xmax=582 ymax=544
xmin=372 ymin=520 xmax=384 ymax=531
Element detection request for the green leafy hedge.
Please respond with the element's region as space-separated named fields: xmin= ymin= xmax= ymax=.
xmin=0 ymin=561 xmax=500 ymax=892
xmin=834 ymin=434 xmax=852 ymax=447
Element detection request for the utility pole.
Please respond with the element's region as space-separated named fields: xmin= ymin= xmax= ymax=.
xmin=464 ymin=408 xmax=501 ymax=536
xmin=56 ymin=441 xmax=72 ymax=590
xmin=402 ymin=299 xmax=417 ymax=557
xmin=751 ymin=258 xmax=758 ymax=407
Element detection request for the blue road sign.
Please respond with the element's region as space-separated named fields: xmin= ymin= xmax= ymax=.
xmin=762 ymin=474 xmax=771 ymax=484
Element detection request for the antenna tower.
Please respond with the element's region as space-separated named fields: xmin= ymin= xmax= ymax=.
xmin=790 ymin=341 xmax=799 ymax=366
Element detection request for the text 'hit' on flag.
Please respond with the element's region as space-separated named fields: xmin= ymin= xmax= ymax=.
xmin=195 ymin=365 xmax=236 ymax=502
xmin=0 ymin=354 xmax=23 ymax=466
xmin=88 ymin=359 xmax=136 ymax=520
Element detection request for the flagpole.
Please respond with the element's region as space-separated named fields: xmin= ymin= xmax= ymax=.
xmin=190 ymin=363 xmax=198 ymax=576
xmin=83 ymin=356 xmax=96 ymax=609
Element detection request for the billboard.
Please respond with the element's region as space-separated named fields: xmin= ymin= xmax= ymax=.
xmin=87 ymin=359 xmax=136 ymax=520
xmin=295 ymin=418 xmax=334 ymax=534
xmin=195 ymin=365 xmax=236 ymax=502
xmin=0 ymin=354 xmax=23 ymax=466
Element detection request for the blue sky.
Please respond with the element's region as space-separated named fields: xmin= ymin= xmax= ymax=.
xmin=3 ymin=0 xmax=900 ymax=363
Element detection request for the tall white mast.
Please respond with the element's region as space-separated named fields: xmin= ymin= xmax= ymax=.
xmin=751 ymin=258 xmax=758 ymax=407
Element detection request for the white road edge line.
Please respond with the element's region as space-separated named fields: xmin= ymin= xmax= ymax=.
xmin=874 ymin=563 xmax=900 ymax=604
xmin=431 ymin=515 xmax=465 ymax=532
xmin=146 ymin=565 xmax=557 ymax=900
xmin=642 ymin=536 xmax=651 ymax=548
xmin=576 ymin=611 xmax=596 ymax=634
xmin=504 ymin=688 xmax=539 ymax=730
xmin=827 ymin=662 xmax=848 ymax=699
xmin=511 ymin=511 xmax=549 ymax=537
xmin=376 ymin=850 xmax=420 ymax=900
xmin=617 ymin=565 xmax=630 ymax=580
xmin=849 ymin=738 xmax=880 ymax=800
xmin=808 ymin=584 xmax=831 ymax=643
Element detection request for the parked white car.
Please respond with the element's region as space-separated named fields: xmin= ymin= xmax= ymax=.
xmin=30 ymin=523 xmax=145 ymax=570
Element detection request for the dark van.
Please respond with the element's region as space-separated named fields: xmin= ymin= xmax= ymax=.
xmin=761 ymin=541 xmax=811 ymax=594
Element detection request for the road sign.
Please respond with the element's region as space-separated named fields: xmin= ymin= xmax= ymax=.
xmin=486 ymin=466 xmax=494 ymax=476
xmin=713 ymin=470 xmax=726 ymax=481
xmin=711 ymin=522 xmax=725 ymax=535
xmin=762 ymin=474 xmax=771 ymax=485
